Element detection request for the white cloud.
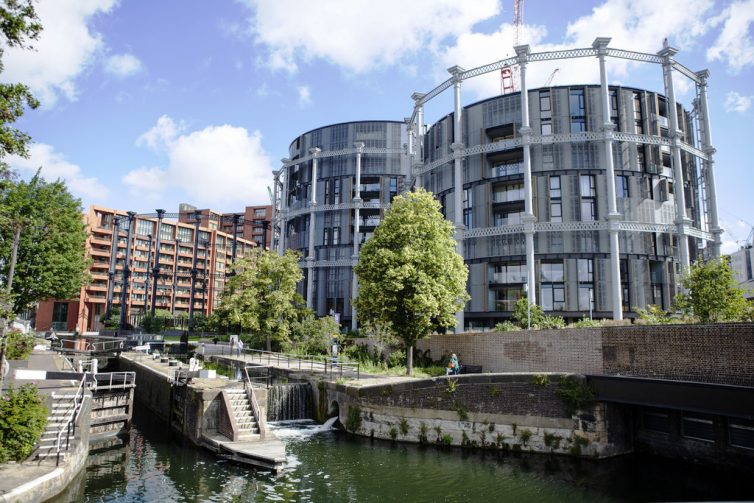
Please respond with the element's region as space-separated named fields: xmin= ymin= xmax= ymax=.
xmin=725 ymin=91 xmax=753 ymax=113
xmin=136 ymin=115 xmax=185 ymax=151
xmin=2 ymin=0 xmax=117 ymax=106
xmin=6 ymin=143 xmax=109 ymax=202
xmin=439 ymin=0 xmax=715 ymax=99
xmin=707 ymin=0 xmax=754 ymax=73
xmin=297 ymin=85 xmax=312 ymax=107
xmin=121 ymin=166 xmax=167 ymax=201
xmin=104 ymin=53 xmax=144 ymax=78
xmin=241 ymin=0 xmax=500 ymax=73
xmin=125 ymin=116 xmax=274 ymax=208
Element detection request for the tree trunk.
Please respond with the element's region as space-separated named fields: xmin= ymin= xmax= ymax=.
xmin=406 ymin=345 xmax=413 ymax=376
xmin=266 ymin=333 xmax=271 ymax=352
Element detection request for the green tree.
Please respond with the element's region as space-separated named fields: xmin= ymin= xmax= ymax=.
xmin=0 ymin=174 xmax=89 ymax=313
xmin=213 ymin=249 xmax=303 ymax=351
xmin=674 ymin=258 xmax=750 ymax=323
xmin=0 ymin=384 xmax=47 ymax=463
xmin=354 ymin=189 xmax=469 ymax=375
xmin=0 ymin=0 xmax=41 ymax=178
xmin=288 ymin=314 xmax=339 ymax=355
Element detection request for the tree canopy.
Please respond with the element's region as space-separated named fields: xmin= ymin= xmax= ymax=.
xmin=675 ymin=258 xmax=751 ymax=323
xmin=212 ymin=249 xmax=303 ymax=351
xmin=0 ymin=0 xmax=41 ymax=177
xmin=354 ymin=188 xmax=469 ymax=375
xmin=0 ymin=174 xmax=90 ymax=313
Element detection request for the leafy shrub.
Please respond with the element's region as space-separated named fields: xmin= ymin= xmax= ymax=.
xmin=387 ymin=349 xmax=406 ymax=368
xmin=345 ymin=405 xmax=362 ymax=433
xmin=0 ymin=385 xmax=48 ymax=462
xmin=288 ymin=315 xmax=339 ymax=356
xmin=635 ymin=304 xmax=676 ymax=325
xmin=5 ymin=330 xmax=34 ymax=360
xmin=418 ymin=422 xmax=429 ymax=444
xmin=493 ymin=320 xmax=521 ymax=332
xmin=399 ymin=418 xmax=409 ymax=436
xmin=557 ymin=376 xmax=596 ymax=415
xmin=530 ymin=374 xmax=549 ymax=387
xmin=569 ymin=316 xmax=601 ymax=328
xmin=513 ymin=298 xmax=544 ymax=329
xmin=389 ymin=426 xmax=398 ymax=441
xmin=518 ymin=428 xmax=532 ymax=446
xmin=538 ymin=315 xmax=566 ymax=330
xmin=440 ymin=434 xmax=453 ymax=446
xmin=543 ymin=431 xmax=562 ymax=450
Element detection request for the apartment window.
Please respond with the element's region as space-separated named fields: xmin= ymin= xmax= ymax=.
xmin=541 ymin=122 xmax=553 ymax=135
xmin=541 ymin=261 xmax=565 ymax=311
xmin=389 ymin=177 xmax=398 ymax=201
xmin=491 ymin=160 xmax=523 ymax=178
xmin=254 ymin=208 xmax=266 ymax=217
xmin=610 ymin=89 xmax=619 ymax=126
xmin=543 ymin=145 xmax=554 ymax=169
xmin=52 ymin=302 xmax=68 ymax=325
xmin=570 ymin=89 xmax=586 ymax=132
xmin=135 ymin=219 xmax=153 ymax=236
xmin=177 ymin=227 xmax=193 ymax=243
xmin=463 ymin=188 xmax=473 ymax=229
xmin=577 ymin=258 xmax=593 ymax=311
xmin=549 ymin=176 xmax=562 ymax=222
xmin=159 ymin=223 xmax=174 ymax=241
xmin=633 ymin=92 xmax=644 ymax=134
xmin=637 ymin=147 xmax=646 ymax=171
xmin=580 ymin=175 xmax=597 ymax=221
xmin=617 ymin=175 xmax=630 ymax=198
xmin=621 ymin=259 xmax=630 ymax=312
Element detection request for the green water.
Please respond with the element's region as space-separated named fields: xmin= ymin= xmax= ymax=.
xmin=51 ymin=410 xmax=754 ymax=502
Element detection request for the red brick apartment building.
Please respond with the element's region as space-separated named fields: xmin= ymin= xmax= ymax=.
xmin=36 ymin=204 xmax=268 ymax=332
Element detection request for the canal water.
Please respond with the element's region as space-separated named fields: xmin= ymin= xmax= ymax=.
xmin=51 ymin=408 xmax=753 ymax=502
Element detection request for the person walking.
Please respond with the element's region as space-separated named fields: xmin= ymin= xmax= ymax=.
xmin=331 ymin=337 xmax=339 ymax=365
xmin=237 ymin=339 xmax=244 ymax=357
xmin=446 ymin=353 xmax=460 ymax=375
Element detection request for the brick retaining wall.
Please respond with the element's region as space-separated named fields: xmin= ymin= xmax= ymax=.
xmin=414 ymin=323 xmax=754 ymax=386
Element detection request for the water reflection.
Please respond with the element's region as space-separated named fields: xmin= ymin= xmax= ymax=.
xmin=50 ymin=409 xmax=754 ymax=503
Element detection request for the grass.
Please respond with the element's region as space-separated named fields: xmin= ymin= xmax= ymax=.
xmin=349 ymin=360 xmax=447 ymax=378
xmin=162 ymin=335 xmax=202 ymax=342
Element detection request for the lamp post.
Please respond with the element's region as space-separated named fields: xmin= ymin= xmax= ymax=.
xmin=523 ymin=281 xmax=531 ymax=330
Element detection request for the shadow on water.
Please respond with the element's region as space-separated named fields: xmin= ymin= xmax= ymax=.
xmin=49 ymin=406 xmax=754 ymax=503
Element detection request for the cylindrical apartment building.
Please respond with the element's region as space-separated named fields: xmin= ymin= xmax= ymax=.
xmin=274 ymin=121 xmax=407 ymax=328
xmin=275 ymin=39 xmax=720 ymax=331
xmin=419 ymin=84 xmax=704 ymax=327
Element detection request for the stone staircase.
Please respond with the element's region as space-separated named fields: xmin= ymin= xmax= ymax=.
xmin=36 ymin=393 xmax=78 ymax=461
xmin=226 ymin=388 xmax=260 ymax=440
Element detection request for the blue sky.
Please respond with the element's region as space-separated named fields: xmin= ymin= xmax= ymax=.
xmin=3 ymin=0 xmax=753 ymax=252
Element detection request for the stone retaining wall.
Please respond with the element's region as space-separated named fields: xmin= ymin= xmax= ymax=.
xmin=323 ymin=374 xmax=631 ymax=458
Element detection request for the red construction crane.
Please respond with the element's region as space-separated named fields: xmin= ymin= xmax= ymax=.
xmin=501 ymin=0 xmax=524 ymax=94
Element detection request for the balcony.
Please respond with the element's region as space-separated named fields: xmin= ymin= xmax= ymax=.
xmin=489 ymin=271 xmax=527 ymax=284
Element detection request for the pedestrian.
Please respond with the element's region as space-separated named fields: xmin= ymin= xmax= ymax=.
xmin=331 ymin=337 xmax=339 ymax=365
xmin=446 ymin=353 xmax=460 ymax=375
xmin=237 ymin=338 xmax=244 ymax=357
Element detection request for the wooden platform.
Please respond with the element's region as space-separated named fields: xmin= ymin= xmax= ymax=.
xmin=203 ymin=432 xmax=286 ymax=473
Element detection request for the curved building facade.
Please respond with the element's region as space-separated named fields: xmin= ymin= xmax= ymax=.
xmin=274 ymin=39 xmax=720 ymax=331
xmin=273 ymin=121 xmax=407 ymax=328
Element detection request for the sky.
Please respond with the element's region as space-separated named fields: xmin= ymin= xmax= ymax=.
xmin=3 ymin=0 xmax=753 ymax=253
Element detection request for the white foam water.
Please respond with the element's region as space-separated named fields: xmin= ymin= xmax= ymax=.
xmin=268 ymin=417 xmax=339 ymax=441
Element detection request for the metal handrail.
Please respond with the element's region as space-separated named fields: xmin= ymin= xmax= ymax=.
xmin=92 ymin=371 xmax=136 ymax=391
xmin=52 ymin=374 xmax=87 ymax=464
xmin=240 ymin=348 xmax=360 ymax=380
xmin=242 ymin=367 xmax=267 ymax=439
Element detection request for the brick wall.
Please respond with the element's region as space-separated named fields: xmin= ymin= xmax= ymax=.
xmin=414 ymin=323 xmax=754 ymax=387
xmin=601 ymin=323 xmax=754 ymax=386
xmin=416 ymin=329 xmax=603 ymax=374
xmin=356 ymin=374 xmax=570 ymax=418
